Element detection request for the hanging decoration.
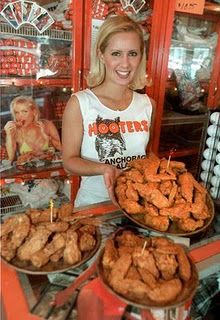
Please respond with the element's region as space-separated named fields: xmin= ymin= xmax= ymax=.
xmin=120 ymin=0 xmax=146 ymax=14
xmin=0 ymin=1 xmax=54 ymax=34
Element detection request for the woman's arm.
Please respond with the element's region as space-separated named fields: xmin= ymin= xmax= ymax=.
xmin=45 ymin=120 xmax=62 ymax=151
xmin=4 ymin=121 xmax=17 ymax=161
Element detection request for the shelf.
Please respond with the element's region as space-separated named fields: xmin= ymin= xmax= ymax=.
xmin=0 ymin=22 xmax=72 ymax=41
xmin=0 ymin=164 xmax=67 ymax=186
xmin=0 ymin=78 xmax=72 ymax=87
xmin=162 ymin=111 xmax=208 ymax=126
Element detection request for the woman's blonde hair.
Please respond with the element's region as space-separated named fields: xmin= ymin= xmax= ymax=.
xmin=86 ymin=15 xmax=147 ymax=90
xmin=10 ymin=96 xmax=40 ymax=121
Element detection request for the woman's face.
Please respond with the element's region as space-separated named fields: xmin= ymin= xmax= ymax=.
xmin=100 ymin=31 xmax=142 ymax=87
xmin=13 ymin=103 xmax=35 ymax=127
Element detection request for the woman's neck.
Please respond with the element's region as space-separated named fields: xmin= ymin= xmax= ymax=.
xmin=92 ymin=83 xmax=132 ymax=111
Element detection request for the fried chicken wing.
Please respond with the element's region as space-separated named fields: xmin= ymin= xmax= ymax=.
xmin=125 ymin=181 xmax=139 ymax=201
xmin=146 ymin=278 xmax=182 ymax=304
xmin=144 ymin=214 xmax=170 ymax=232
xmin=176 ymin=217 xmax=204 ymax=232
xmin=176 ymin=246 xmax=191 ymax=282
xmin=79 ymin=233 xmax=96 ymax=252
xmin=124 ymin=168 xmax=144 ymax=183
xmin=42 ymin=221 xmax=69 ymax=232
xmin=58 ymin=202 xmax=74 ymax=220
xmin=191 ymin=191 xmax=210 ymax=220
xmin=0 ymin=235 xmax=16 ymax=261
xmin=27 ymin=208 xmax=59 ymax=224
xmin=132 ymin=248 xmax=159 ymax=278
xmin=116 ymin=230 xmax=146 ymax=248
xmin=102 ymin=239 xmax=119 ymax=269
xmin=153 ymin=252 xmax=178 ymax=280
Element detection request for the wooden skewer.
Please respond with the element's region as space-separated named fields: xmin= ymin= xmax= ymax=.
xmin=141 ymin=240 xmax=147 ymax=255
xmin=50 ymin=199 xmax=54 ymax=223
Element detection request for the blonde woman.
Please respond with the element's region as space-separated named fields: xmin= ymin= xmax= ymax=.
xmin=62 ymin=15 xmax=155 ymax=206
xmin=4 ymin=96 xmax=62 ymax=162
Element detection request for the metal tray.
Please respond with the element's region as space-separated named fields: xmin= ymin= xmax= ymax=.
xmin=96 ymin=228 xmax=199 ymax=310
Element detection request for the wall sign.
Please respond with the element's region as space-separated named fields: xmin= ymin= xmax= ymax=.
xmin=0 ymin=1 xmax=54 ymax=33
xmin=176 ymin=0 xmax=205 ymax=15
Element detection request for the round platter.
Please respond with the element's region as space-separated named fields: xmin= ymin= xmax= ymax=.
xmin=115 ymin=190 xmax=215 ymax=237
xmin=1 ymin=227 xmax=101 ymax=275
xmin=96 ymin=228 xmax=199 ymax=310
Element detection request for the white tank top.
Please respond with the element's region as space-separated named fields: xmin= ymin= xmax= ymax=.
xmin=74 ymin=88 xmax=152 ymax=207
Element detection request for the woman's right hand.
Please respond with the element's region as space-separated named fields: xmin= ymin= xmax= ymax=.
xmin=4 ymin=121 xmax=17 ymax=137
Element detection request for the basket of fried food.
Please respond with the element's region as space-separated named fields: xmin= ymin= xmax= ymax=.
xmin=0 ymin=203 xmax=101 ymax=274
xmin=97 ymin=228 xmax=198 ymax=309
xmin=114 ymin=154 xmax=214 ymax=236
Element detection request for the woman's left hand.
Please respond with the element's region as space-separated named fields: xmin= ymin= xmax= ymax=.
xmin=103 ymin=165 xmax=122 ymax=206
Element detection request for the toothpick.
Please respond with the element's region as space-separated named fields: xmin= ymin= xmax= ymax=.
xmin=50 ymin=199 xmax=54 ymax=223
xmin=166 ymin=154 xmax=171 ymax=171
xmin=141 ymin=240 xmax=147 ymax=255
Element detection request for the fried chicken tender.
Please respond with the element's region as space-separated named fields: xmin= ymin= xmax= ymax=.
xmin=119 ymin=198 xmax=144 ymax=214
xmin=143 ymin=154 xmax=161 ymax=177
xmin=31 ymin=233 xmax=66 ymax=268
xmin=63 ymin=230 xmax=81 ymax=265
xmin=144 ymin=214 xmax=170 ymax=231
xmin=149 ymin=189 xmax=170 ymax=209
xmin=17 ymin=226 xmax=52 ymax=261
xmin=145 ymin=173 xmax=176 ymax=183
xmin=176 ymin=246 xmax=191 ymax=282
xmin=58 ymin=202 xmax=74 ymax=220
xmin=178 ymin=172 xmax=194 ymax=202
xmin=133 ymin=182 xmax=159 ymax=199
xmin=159 ymin=203 xmax=191 ymax=219
xmin=79 ymin=233 xmax=96 ymax=252
xmin=160 ymin=159 xmax=186 ymax=173
xmin=132 ymin=248 xmax=159 ymax=278
xmin=146 ymin=278 xmax=182 ymax=304
xmin=176 ymin=217 xmax=204 ymax=232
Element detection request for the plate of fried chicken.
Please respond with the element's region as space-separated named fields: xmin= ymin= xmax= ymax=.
xmin=0 ymin=203 xmax=101 ymax=274
xmin=97 ymin=228 xmax=198 ymax=309
xmin=114 ymin=154 xmax=214 ymax=236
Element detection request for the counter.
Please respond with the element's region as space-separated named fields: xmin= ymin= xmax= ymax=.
xmin=1 ymin=201 xmax=220 ymax=320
